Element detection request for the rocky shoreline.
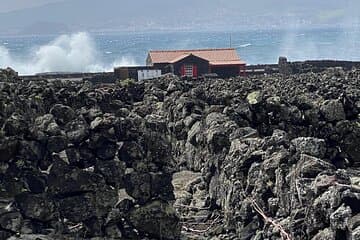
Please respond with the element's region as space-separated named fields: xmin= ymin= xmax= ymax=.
xmin=0 ymin=67 xmax=359 ymax=239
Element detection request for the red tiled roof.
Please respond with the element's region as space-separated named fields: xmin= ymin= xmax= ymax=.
xmin=168 ymin=53 xmax=193 ymax=63
xmin=148 ymin=48 xmax=246 ymax=65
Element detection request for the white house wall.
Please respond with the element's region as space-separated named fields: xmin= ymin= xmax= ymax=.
xmin=137 ymin=69 xmax=162 ymax=81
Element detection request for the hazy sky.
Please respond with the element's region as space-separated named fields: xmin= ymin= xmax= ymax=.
xmin=0 ymin=0 xmax=359 ymax=35
xmin=0 ymin=0 xmax=62 ymax=12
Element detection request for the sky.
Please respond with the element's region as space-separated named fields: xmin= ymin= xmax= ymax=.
xmin=0 ymin=0 xmax=359 ymax=35
xmin=0 ymin=0 xmax=63 ymax=12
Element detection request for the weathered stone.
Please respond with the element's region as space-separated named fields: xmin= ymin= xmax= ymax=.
xmin=49 ymin=104 xmax=75 ymax=125
xmin=18 ymin=140 xmax=44 ymax=162
xmin=207 ymin=127 xmax=230 ymax=153
xmin=0 ymin=230 xmax=12 ymax=239
xmin=297 ymin=154 xmax=335 ymax=178
xmin=59 ymin=186 xmax=117 ymax=223
xmin=237 ymin=219 xmax=261 ymax=240
xmin=150 ymin=172 xmax=175 ymax=201
xmin=330 ymin=204 xmax=352 ymax=230
xmin=58 ymin=193 xmax=97 ymax=222
xmin=105 ymin=224 xmax=123 ymax=239
xmin=230 ymin=127 xmax=258 ymax=140
xmin=95 ymin=160 xmax=126 ymax=188
xmin=352 ymin=226 xmax=360 ymax=240
xmin=118 ymin=141 xmax=144 ymax=168
xmin=124 ymin=171 xmax=174 ymax=204
xmin=15 ymin=193 xmax=56 ymax=222
xmin=124 ymin=171 xmax=151 ymax=204
xmin=311 ymin=228 xmax=335 ymax=240
xmin=291 ymin=137 xmax=327 ymax=158
xmin=145 ymin=114 xmax=167 ymax=133
xmin=114 ymin=118 xmax=140 ymax=141
xmin=95 ymin=142 xmax=117 ymax=160
xmin=33 ymin=114 xmax=61 ymax=136
xmin=263 ymin=149 xmax=289 ymax=177
xmin=246 ymin=91 xmax=263 ymax=105
xmin=0 ymin=67 xmax=18 ymax=82
xmin=143 ymin=131 xmax=172 ymax=166
xmin=341 ymin=190 xmax=360 ymax=215
xmin=65 ymin=117 xmax=89 ymax=143
xmin=320 ymin=99 xmax=346 ymax=122
xmin=349 ymin=214 xmax=360 ymax=230
xmin=294 ymin=94 xmax=315 ymax=110
xmin=46 ymin=135 xmax=67 ymax=153
xmin=3 ymin=113 xmax=28 ymax=136
xmin=0 ymin=211 xmax=22 ymax=233
xmin=187 ymin=121 xmax=202 ymax=145
xmin=48 ymin=159 xmax=105 ymax=196
xmin=23 ymin=173 xmax=47 ymax=194
xmin=129 ymin=200 xmax=181 ymax=240
xmin=0 ymin=137 xmax=18 ymax=162
xmin=341 ymin=124 xmax=360 ymax=164
xmin=7 ymin=234 xmax=54 ymax=240
xmin=307 ymin=187 xmax=342 ymax=235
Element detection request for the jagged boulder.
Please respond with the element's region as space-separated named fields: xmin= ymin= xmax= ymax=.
xmin=330 ymin=204 xmax=352 ymax=231
xmin=0 ymin=68 xmax=18 ymax=82
xmin=320 ymin=99 xmax=346 ymax=122
xmin=95 ymin=159 xmax=125 ymax=189
xmin=48 ymin=159 xmax=106 ymax=196
xmin=15 ymin=193 xmax=56 ymax=222
xmin=0 ymin=137 xmax=18 ymax=162
xmin=311 ymin=228 xmax=336 ymax=240
xmin=65 ymin=117 xmax=89 ymax=143
xmin=0 ymin=212 xmax=22 ymax=233
xmin=59 ymin=186 xmax=117 ymax=223
xmin=128 ymin=200 xmax=181 ymax=240
xmin=2 ymin=113 xmax=28 ymax=137
xmin=297 ymin=154 xmax=335 ymax=178
xmin=291 ymin=137 xmax=327 ymax=158
xmin=49 ymin=104 xmax=75 ymax=125
xmin=124 ymin=171 xmax=174 ymax=204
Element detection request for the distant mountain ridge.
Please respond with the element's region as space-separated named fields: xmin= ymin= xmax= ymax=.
xmin=0 ymin=0 xmax=357 ymax=35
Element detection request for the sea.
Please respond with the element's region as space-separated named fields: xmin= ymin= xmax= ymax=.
xmin=0 ymin=27 xmax=359 ymax=75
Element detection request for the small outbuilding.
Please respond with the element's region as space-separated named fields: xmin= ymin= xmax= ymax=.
xmin=146 ymin=48 xmax=246 ymax=78
xmin=114 ymin=66 xmax=162 ymax=81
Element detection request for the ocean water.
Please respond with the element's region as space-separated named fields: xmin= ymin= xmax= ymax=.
xmin=0 ymin=27 xmax=359 ymax=75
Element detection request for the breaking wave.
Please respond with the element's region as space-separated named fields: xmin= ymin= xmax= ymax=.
xmin=0 ymin=32 xmax=138 ymax=75
xmin=239 ymin=43 xmax=252 ymax=48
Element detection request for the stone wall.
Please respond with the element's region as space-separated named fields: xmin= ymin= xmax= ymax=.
xmin=1 ymin=67 xmax=360 ymax=239
xmin=163 ymin=69 xmax=360 ymax=239
xmin=0 ymin=76 xmax=180 ymax=240
xmin=249 ymin=58 xmax=360 ymax=76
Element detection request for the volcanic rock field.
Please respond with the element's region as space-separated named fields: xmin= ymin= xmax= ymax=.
xmin=0 ymin=67 xmax=360 ymax=240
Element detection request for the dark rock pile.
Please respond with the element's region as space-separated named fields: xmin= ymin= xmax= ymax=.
xmin=0 ymin=68 xmax=19 ymax=83
xmin=0 ymin=76 xmax=180 ymax=240
xmin=0 ymin=67 xmax=359 ymax=240
xmin=165 ymin=68 xmax=360 ymax=240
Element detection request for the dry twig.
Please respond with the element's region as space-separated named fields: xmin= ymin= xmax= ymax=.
xmin=250 ymin=199 xmax=292 ymax=240
xmin=333 ymin=182 xmax=360 ymax=192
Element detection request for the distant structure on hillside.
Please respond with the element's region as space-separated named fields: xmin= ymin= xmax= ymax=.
xmin=147 ymin=48 xmax=246 ymax=78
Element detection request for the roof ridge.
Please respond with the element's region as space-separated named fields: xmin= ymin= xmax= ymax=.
xmin=149 ymin=48 xmax=236 ymax=53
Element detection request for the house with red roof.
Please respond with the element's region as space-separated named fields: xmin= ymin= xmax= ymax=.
xmin=146 ymin=48 xmax=246 ymax=78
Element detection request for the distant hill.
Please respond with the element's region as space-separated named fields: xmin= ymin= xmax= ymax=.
xmin=0 ymin=0 xmax=357 ymax=35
